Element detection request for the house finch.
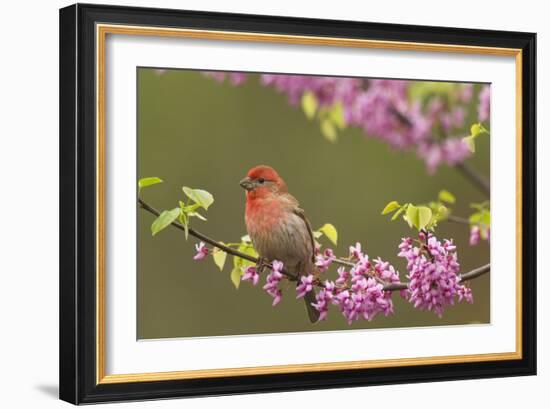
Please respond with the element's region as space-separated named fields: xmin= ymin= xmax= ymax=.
xmin=240 ymin=165 xmax=320 ymax=323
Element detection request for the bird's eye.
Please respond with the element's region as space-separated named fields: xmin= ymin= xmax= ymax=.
xmin=258 ymin=178 xmax=265 ymax=184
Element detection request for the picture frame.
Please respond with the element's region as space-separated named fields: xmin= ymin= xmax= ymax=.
xmin=59 ymin=3 xmax=536 ymax=404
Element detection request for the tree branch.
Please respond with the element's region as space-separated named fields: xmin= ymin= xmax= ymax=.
xmin=388 ymin=104 xmax=490 ymax=197
xmin=456 ymin=162 xmax=490 ymax=196
xmin=139 ymin=198 xmax=490 ymax=292
xmin=138 ymin=197 xmax=296 ymax=280
xmin=459 ymin=263 xmax=491 ymax=281
xmin=447 ymin=214 xmax=470 ymax=225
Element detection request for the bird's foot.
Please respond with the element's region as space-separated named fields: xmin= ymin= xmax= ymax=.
xmin=256 ymin=258 xmax=271 ymax=275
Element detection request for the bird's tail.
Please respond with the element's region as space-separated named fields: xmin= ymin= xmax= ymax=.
xmin=304 ymin=289 xmax=320 ymax=323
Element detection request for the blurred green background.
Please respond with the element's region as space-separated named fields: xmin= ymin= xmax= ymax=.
xmin=137 ymin=68 xmax=490 ymax=339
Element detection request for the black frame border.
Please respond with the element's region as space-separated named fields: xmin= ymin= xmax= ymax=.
xmin=59 ymin=3 xmax=536 ymax=404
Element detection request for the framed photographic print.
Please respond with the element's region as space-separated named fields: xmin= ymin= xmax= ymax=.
xmin=59 ymin=3 xmax=536 ymax=404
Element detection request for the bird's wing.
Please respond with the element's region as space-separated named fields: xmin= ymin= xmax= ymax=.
xmin=293 ymin=206 xmax=316 ymax=263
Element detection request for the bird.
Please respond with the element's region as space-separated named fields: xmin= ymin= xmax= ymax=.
xmin=239 ymin=165 xmax=320 ymax=323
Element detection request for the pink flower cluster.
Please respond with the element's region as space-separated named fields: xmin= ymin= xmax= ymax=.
xmin=315 ymin=248 xmax=336 ymax=272
xmin=398 ymin=233 xmax=473 ymax=317
xmin=296 ymin=274 xmax=314 ymax=299
xmin=241 ymin=261 xmax=284 ymax=305
xmin=203 ymin=72 xmax=489 ymax=173
xmin=469 ymin=226 xmax=481 ymax=246
xmin=262 ymin=260 xmax=284 ymax=306
xmin=195 ymin=234 xmax=477 ymax=322
xmin=469 ymin=225 xmax=490 ymax=246
xmin=307 ymin=243 xmax=401 ymax=324
xmin=203 ymin=71 xmax=247 ymax=86
xmin=478 ymin=85 xmax=491 ymax=122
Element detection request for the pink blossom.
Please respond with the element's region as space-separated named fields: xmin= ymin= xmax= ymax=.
xmin=469 ymin=225 xmax=481 ymax=246
xmin=417 ymin=138 xmax=471 ymax=174
xmin=263 ymin=260 xmax=284 ymax=306
xmin=203 ymin=71 xmax=226 ymax=82
xmin=478 ymin=85 xmax=491 ymax=122
xmin=457 ymin=286 xmax=474 ymax=303
xmin=315 ymin=250 xmax=335 ymax=272
xmin=349 ymin=242 xmax=363 ymax=260
xmin=241 ymin=266 xmax=260 ymax=286
xmin=335 ymin=266 xmax=350 ymax=285
xmin=204 ymin=72 xmax=484 ymax=173
xmin=398 ymin=233 xmax=473 ymax=317
xmin=229 ymin=73 xmax=247 ymax=85
xmin=193 ymin=242 xmax=209 ymax=261
xmin=296 ymin=274 xmax=314 ymax=299
xmin=311 ymin=281 xmax=335 ymax=321
xmin=458 ymin=84 xmax=474 ymax=103
xmin=330 ymin=277 xmax=393 ymax=324
xmin=203 ymin=71 xmax=247 ymax=85
xmin=311 ymin=246 xmax=399 ymax=324
xmin=271 ymin=289 xmax=282 ymax=306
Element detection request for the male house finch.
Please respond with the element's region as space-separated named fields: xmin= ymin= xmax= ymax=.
xmin=240 ymin=165 xmax=320 ymax=323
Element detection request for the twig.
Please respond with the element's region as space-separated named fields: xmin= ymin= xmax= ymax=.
xmin=459 ymin=263 xmax=491 ymax=281
xmin=456 ymin=162 xmax=490 ymax=196
xmin=447 ymin=214 xmax=470 ymax=225
xmin=388 ymin=104 xmax=490 ymax=197
xmin=139 ymin=198 xmax=490 ymax=292
xmin=138 ymin=197 xmax=299 ymax=280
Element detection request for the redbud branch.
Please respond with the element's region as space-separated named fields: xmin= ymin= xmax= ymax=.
xmin=388 ymin=105 xmax=490 ymax=196
xmin=138 ymin=198 xmax=490 ymax=292
xmin=455 ymin=162 xmax=490 ymax=196
xmin=459 ymin=262 xmax=491 ymax=281
xmin=138 ymin=197 xmax=296 ymax=280
xmin=382 ymin=263 xmax=490 ymax=291
xmin=447 ymin=214 xmax=470 ymax=225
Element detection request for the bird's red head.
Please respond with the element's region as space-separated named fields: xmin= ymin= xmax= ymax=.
xmin=239 ymin=165 xmax=287 ymax=200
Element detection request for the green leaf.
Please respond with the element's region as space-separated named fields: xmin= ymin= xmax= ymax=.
xmin=179 ymin=211 xmax=189 ymax=240
xmin=470 ymin=201 xmax=490 ymax=211
xmin=230 ymin=242 xmax=258 ymax=289
xmin=464 ymin=123 xmax=489 ymax=153
xmin=405 ymin=204 xmax=418 ymax=229
xmin=469 ymin=213 xmax=482 ymax=224
xmin=470 ymin=122 xmax=488 ymax=137
xmin=463 ymin=135 xmax=476 ymax=153
xmin=437 ymin=204 xmax=449 ymax=219
xmin=330 ymin=102 xmax=346 ymax=130
xmin=138 ymin=177 xmax=163 ymax=193
xmin=391 ymin=206 xmax=406 ymax=221
xmin=480 ymin=210 xmax=491 ymax=226
xmin=241 ymin=234 xmax=252 ymax=243
xmin=405 ymin=205 xmax=432 ymax=231
xmin=381 ymin=201 xmax=401 ymax=215
xmin=318 ymin=223 xmax=338 ymax=246
xmin=438 ymin=190 xmax=456 ymax=204
xmin=238 ymin=242 xmax=258 ymax=260
xmin=182 ymin=187 xmax=214 ymax=210
xmin=301 ymin=91 xmax=318 ymax=120
xmin=230 ymin=265 xmax=243 ymax=289
xmin=212 ymin=247 xmax=227 ymax=271
xmin=471 ymin=123 xmax=482 ymax=137
xmin=313 ymin=231 xmax=323 ymax=239
xmin=417 ymin=206 xmax=433 ymax=230
xmin=151 ymin=207 xmax=180 ymax=236
xmin=188 ymin=211 xmax=207 ymax=221
xmin=320 ymin=119 xmax=337 ymax=143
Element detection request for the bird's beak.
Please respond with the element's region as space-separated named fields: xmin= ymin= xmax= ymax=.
xmin=239 ymin=177 xmax=254 ymax=191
